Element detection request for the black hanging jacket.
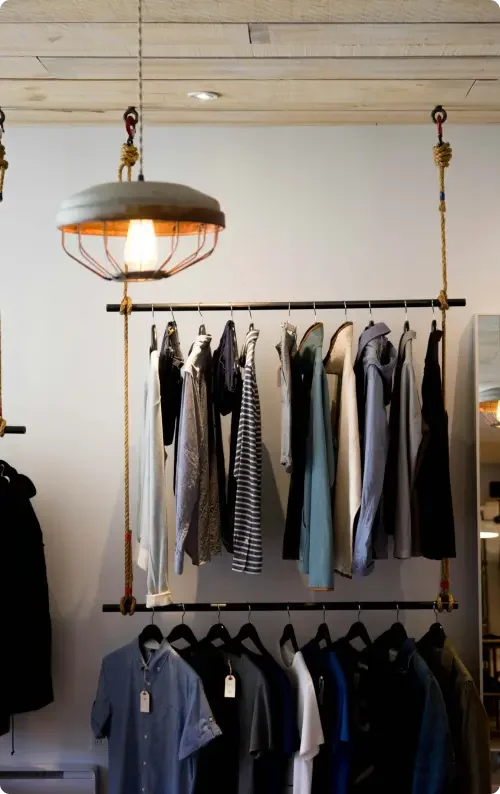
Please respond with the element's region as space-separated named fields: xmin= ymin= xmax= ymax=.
xmin=0 ymin=461 xmax=53 ymax=736
xmin=412 ymin=328 xmax=456 ymax=559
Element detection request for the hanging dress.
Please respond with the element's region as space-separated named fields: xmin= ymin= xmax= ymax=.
xmin=232 ymin=328 xmax=262 ymax=574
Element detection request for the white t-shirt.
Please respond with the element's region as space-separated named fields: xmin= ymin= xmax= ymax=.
xmin=280 ymin=644 xmax=324 ymax=794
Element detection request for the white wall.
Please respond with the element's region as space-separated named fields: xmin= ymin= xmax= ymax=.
xmin=0 ymin=124 xmax=497 ymax=769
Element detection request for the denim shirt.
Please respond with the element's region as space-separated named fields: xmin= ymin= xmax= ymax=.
xmin=353 ymin=323 xmax=396 ymax=575
xmin=91 ymin=639 xmax=221 ymax=794
xmin=298 ymin=323 xmax=335 ymax=590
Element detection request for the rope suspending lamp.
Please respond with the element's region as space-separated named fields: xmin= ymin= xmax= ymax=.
xmin=431 ymin=104 xmax=455 ymax=614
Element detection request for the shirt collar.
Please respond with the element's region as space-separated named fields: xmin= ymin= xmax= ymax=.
xmin=136 ymin=637 xmax=172 ymax=671
xmin=356 ymin=322 xmax=391 ymax=362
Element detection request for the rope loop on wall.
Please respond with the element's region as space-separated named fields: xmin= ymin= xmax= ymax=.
xmin=432 ymin=105 xmax=454 ymax=612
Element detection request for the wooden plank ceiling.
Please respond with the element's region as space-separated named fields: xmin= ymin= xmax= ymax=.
xmin=2 ymin=0 xmax=500 ymax=124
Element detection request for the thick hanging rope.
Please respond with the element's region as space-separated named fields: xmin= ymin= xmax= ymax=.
xmin=118 ymin=105 xmax=138 ymax=615
xmin=432 ymin=106 xmax=454 ymax=613
xmin=118 ymin=107 xmax=139 ymax=183
xmin=119 ymin=285 xmax=135 ymax=616
xmin=0 ymin=109 xmax=8 ymax=203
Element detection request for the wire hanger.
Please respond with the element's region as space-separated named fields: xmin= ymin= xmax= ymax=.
xmin=248 ymin=305 xmax=254 ymax=331
xmin=344 ymin=602 xmax=372 ymax=648
xmin=313 ymin=301 xmax=317 ymax=321
xmin=368 ymin=301 xmax=374 ymax=327
xmin=138 ymin=606 xmax=164 ymax=650
xmin=404 ymin=300 xmax=410 ymax=332
xmin=344 ymin=301 xmax=348 ymax=323
xmin=204 ymin=604 xmax=236 ymax=651
xmin=313 ymin=604 xmax=333 ymax=649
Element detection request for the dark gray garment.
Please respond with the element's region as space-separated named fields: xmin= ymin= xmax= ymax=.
xmin=276 ymin=322 xmax=297 ymax=473
xmin=222 ymin=651 xmax=274 ymax=794
xmin=91 ymin=639 xmax=221 ymax=794
xmin=384 ymin=329 xmax=422 ymax=559
xmin=353 ymin=323 xmax=397 ymax=575
xmin=175 ymin=334 xmax=221 ymax=574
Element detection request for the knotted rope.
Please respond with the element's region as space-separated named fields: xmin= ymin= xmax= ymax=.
xmin=117 ymin=105 xmax=139 ymax=616
xmin=118 ymin=106 xmax=139 ymax=183
xmin=119 ymin=286 xmax=135 ymax=616
xmin=432 ymin=106 xmax=454 ymax=613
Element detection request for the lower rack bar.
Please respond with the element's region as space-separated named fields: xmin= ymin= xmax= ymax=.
xmin=106 ymin=298 xmax=466 ymax=314
xmin=102 ymin=601 xmax=458 ymax=613
xmin=3 ymin=425 xmax=26 ymax=434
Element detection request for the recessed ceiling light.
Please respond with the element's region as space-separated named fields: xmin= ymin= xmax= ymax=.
xmin=188 ymin=91 xmax=221 ymax=101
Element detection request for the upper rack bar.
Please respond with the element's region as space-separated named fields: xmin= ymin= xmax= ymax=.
xmin=102 ymin=601 xmax=458 ymax=613
xmin=106 ymin=299 xmax=466 ymax=313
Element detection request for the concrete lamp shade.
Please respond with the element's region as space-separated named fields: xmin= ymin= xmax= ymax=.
xmin=56 ymin=180 xmax=225 ymax=282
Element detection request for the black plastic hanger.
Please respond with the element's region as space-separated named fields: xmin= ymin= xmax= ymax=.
xmin=345 ymin=604 xmax=372 ymax=648
xmin=279 ymin=606 xmax=299 ymax=653
xmin=234 ymin=606 xmax=270 ymax=656
xmin=421 ymin=604 xmax=446 ymax=649
xmin=373 ymin=605 xmax=408 ymax=655
xmin=204 ymin=605 xmax=238 ymax=652
xmin=150 ymin=305 xmax=158 ymax=353
xmin=167 ymin=605 xmax=198 ymax=648
xmin=313 ymin=605 xmax=333 ymax=649
xmin=139 ymin=609 xmax=163 ymax=650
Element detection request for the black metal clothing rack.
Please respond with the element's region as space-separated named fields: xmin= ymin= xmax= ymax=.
xmin=3 ymin=426 xmax=26 ymax=434
xmin=102 ymin=601 xmax=458 ymax=613
xmin=106 ymin=299 xmax=466 ymax=314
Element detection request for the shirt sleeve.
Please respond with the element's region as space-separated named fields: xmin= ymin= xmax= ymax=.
xmin=178 ymin=678 xmax=222 ymax=761
xmin=91 ymin=663 xmax=112 ymax=740
xmin=175 ymin=372 xmax=201 ymax=575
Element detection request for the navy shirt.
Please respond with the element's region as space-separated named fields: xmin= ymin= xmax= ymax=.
xmin=91 ymin=639 xmax=221 ymax=794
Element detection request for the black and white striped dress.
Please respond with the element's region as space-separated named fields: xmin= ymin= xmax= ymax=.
xmin=232 ymin=328 xmax=262 ymax=574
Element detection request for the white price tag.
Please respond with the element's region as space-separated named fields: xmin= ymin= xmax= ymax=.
xmin=224 ymin=675 xmax=236 ymax=698
xmin=140 ymin=690 xmax=151 ymax=713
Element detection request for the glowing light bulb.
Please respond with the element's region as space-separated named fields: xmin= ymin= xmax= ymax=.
xmin=124 ymin=220 xmax=158 ymax=272
xmin=495 ymin=401 xmax=500 ymax=423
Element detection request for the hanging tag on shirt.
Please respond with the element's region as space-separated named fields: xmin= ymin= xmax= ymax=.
xmin=224 ymin=675 xmax=236 ymax=698
xmin=140 ymin=690 xmax=151 ymax=713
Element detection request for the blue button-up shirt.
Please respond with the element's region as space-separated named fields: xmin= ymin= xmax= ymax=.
xmin=91 ymin=639 xmax=221 ymax=794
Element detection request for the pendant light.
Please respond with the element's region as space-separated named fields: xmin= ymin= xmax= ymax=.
xmin=56 ymin=0 xmax=225 ymax=282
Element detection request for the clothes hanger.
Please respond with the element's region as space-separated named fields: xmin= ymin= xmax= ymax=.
xmin=404 ymin=300 xmax=410 ymax=333
xmin=431 ymin=300 xmax=437 ymax=332
xmin=421 ymin=602 xmax=447 ymax=649
xmin=234 ymin=605 xmax=270 ymax=656
xmin=373 ymin=604 xmax=408 ymax=655
xmin=313 ymin=605 xmax=333 ymax=650
xmin=204 ymin=605 xmax=237 ymax=651
xmin=248 ymin=305 xmax=254 ymax=332
xmin=198 ymin=304 xmax=206 ymax=335
xmin=167 ymin=604 xmax=198 ymax=648
xmin=368 ymin=301 xmax=375 ymax=328
xmin=138 ymin=607 xmax=163 ymax=651
xmin=149 ymin=304 xmax=158 ymax=353
xmin=279 ymin=605 xmax=299 ymax=653
xmin=344 ymin=603 xmax=372 ymax=648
